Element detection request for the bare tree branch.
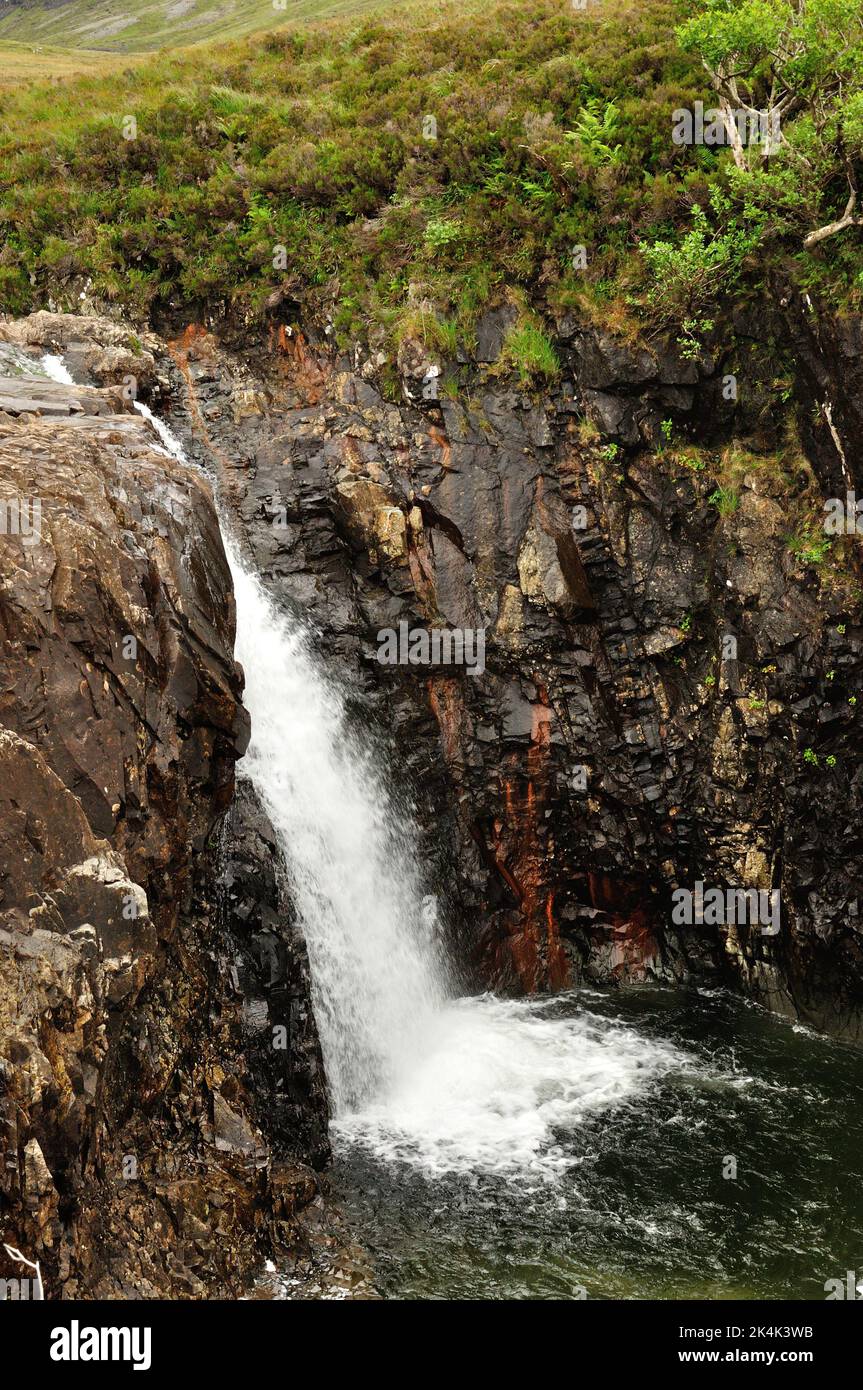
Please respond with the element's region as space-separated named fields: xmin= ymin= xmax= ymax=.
xmin=803 ymin=190 xmax=862 ymax=247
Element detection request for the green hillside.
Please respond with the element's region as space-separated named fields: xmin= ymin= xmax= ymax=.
xmin=0 ymin=0 xmax=391 ymax=54
xmin=0 ymin=0 xmax=860 ymax=382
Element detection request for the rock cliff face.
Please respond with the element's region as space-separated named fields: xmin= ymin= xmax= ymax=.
xmin=0 ymin=315 xmax=329 ymax=1298
xmin=158 ymin=300 xmax=863 ymax=1041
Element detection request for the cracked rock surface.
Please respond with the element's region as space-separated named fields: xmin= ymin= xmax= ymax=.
xmin=162 ymin=307 xmax=863 ymax=1040
xmin=0 ymin=320 xmax=331 ymax=1298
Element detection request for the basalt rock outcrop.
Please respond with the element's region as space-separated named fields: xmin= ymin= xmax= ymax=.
xmin=152 ymin=300 xmax=862 ymax=1042
xmin=0 ymin=319 xmax=329 ymax=1299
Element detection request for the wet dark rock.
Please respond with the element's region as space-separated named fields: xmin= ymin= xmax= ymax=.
xmin=0 ymin=330 xmax=329 ymax=1298
xmin=158 ymin=309 xmax=863 ymax=1040
xmin=473 ymin=305 xmax=518 ymax=364
xmin=219 ymin=780 xmax=330 ymax=1171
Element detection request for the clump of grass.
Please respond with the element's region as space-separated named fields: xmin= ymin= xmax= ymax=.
xmin=708 ymin=484 xmax=739 ymax=517
xmin=499 ymin=315 xmax=560 ymax=386
xmin=788 ymin=524 xmax=831 ymax=567
xmin=677 ymin=448 xmax=709 ymax=473
xmin=394 ymin=305 xmax=460 ymax=358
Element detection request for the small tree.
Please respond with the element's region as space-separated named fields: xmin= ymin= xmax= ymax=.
xmin=640 ymin=186 xmax=765 ymax=355
xmin=677 ymin=0 xmax=863 ymax=247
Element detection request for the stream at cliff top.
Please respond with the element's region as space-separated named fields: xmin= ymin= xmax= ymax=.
xmin=41 ymin=354 xmax=863 ymax=1302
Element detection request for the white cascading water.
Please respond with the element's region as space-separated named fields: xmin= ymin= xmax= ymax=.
xmin=40 ymin=351 xmax=689 ymax=1179
xmin=41 ymin=353 xmax=75 ymax=384
xmin=129 ymin=376 xmax=449 ymax=1112
xmin=225 ymin=546 xmax=451 ymax=1111
xmin=223 ymin=547 xmax=689 ymax=1170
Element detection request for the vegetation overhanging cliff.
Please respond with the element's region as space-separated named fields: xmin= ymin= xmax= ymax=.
xmin=1 ymin=0 xmax=861 ymax=372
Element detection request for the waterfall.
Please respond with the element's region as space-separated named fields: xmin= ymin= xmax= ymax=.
xmin=128 ymin=395 xmax=451 ymax=1113
xmin=40 ymin=357 xmax=449 ymax=1113
xmin=217 ymin=517 xmax=687 ymax=1180
xmin=40 ymin=353 xmax=75 ymax=384
xmin=38 ymin=361 xmax=687 ymax=1182
xmin=223 ymin=542 xmax=450 ymax=1112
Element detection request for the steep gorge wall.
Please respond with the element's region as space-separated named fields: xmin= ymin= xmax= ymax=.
xmin=159 ymin=297 xmax=863 ymax=1041
xmin=1 ymin=293 xmax=859 ymax=1296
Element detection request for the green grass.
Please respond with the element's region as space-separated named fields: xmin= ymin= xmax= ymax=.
xmin=0 ymin=0 xmax=705 ymax=338
xmin=500 ymin=314 xmax=561 ymax=385
xmin=0 ymin=0 xmax=859 ymax=365
xmin=0 ymin=0 xmax=393 ymax=54
xmin=707 ymin=484 xmax=740 ymax=518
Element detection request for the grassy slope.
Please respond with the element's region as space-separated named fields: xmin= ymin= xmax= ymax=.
xmin=0 ymin=0 xmax=857 ymax=379
xmin=0 ymin=0 xmax=390 ymax=53
xmin=0 ymin=38 xmax=134 ymax=82
xmin=0 ymin=1 xmax=699 ymax=330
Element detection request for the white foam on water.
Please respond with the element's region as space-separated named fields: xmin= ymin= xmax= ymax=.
xmin=333 ymin=994 xmax=689 ymax=1180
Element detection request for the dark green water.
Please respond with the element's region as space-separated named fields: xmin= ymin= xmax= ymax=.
xmin=331 ymin=987 xmax=863 ymax=1300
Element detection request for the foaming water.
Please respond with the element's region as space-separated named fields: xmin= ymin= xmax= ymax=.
xmin=223 ymin=540 xmax=694 ymax=1161
xmin=133 ymin=397 xmax=194 ymax=463
xmin=40 ymin=353 xmax=75 ymax=384
xmin=332 ymin=988 xmax=863 ymax=1299
xmin=333 ymin=994 xmax=691 ymax=1180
